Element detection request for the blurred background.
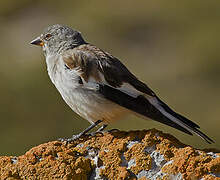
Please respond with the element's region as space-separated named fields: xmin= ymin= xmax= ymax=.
xmin=0 ymin=0 xmax=220 ymax=156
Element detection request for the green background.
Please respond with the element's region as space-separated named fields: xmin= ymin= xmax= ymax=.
xmin=0 ymin=0 xmax=220 ymax=155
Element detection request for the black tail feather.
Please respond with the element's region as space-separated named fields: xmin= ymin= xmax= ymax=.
xmin=98 ymin=84 xmax=214 ymax=144
xmin=153 ymin=96 xmax=214 ymax=144
xmin=155 ymin=96 xmax=200 ymax=129
xmin=99 ymin=85 xmax=192 ymax=134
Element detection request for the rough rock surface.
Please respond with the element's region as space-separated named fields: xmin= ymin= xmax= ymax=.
xmin=0 ymin=129 xmax=219 ymax=180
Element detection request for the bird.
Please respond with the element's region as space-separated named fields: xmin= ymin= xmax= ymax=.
xmin=30 ymin=24 xmax=214 ymax=144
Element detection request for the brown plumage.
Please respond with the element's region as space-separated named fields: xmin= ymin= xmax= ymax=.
xmin=30 ymin=24 xmax=214 ymax=143
xmin=63 ymin=44 xmax=155 ymax=96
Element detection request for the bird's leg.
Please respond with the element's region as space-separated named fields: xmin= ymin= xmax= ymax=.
xmin=89 ymin=124 xmax=108 ymax=136
xmin=95 ymin=124 xmax=119 ymax=134
xmin=78 ymin=120 xmax=103 ymax=135
xmin=96 ymin=124 xmax=108 ymax=132
xmin=59 ymin=120 xmax=102 ymax=142
xmin=95 ymin=124 xmax=120 ymax=134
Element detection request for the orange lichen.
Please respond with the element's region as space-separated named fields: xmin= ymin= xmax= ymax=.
xmin=0 ymin=129 xmax=219 ymax=179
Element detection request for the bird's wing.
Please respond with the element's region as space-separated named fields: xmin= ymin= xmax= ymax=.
xmin=62 ymin=44 xmax=155 ymax=97
xmin=62 ymin=44 xmax=214 ymax=144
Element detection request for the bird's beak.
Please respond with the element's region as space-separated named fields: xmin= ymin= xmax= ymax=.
xmin=30 ymin=37 xmax=44 ymax=46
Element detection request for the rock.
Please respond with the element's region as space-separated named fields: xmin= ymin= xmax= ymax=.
xmin=0 ymin=129 xmax=219 ymax=180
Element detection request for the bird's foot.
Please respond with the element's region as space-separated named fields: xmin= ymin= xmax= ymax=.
xmin=87 ymin=131 xmax=104 ymax=137
xmin=58 ymin=133 xmax=85 ymax=143
xmin=96 ymin=124 xmax=108 ymax=132
xmin=58 ymin=131 xmax=103 ymax=144
xmin=57 ymin=120 xmax=106 ymax=144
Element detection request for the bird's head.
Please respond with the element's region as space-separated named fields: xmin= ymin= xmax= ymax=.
xmin=30 ymin=24 xmax=86 ymax=56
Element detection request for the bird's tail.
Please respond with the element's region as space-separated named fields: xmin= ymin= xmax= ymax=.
xmin=98 ymin=84 xmax=214 ymax=143
xmin=145 ymin=96 xmax=214 ymax=144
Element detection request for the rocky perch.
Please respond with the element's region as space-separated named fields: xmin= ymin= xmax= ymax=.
xmin=0 ymin=129 xmax=220 ymax=180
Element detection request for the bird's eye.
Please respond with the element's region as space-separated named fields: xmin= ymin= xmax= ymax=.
xmin=44 ymin=34 xmax=52 ymax=40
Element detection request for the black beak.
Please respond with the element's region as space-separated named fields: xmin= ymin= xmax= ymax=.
xmin=30 ymin=37 xmax=44 ymax=46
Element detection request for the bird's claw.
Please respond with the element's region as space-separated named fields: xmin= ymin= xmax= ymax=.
xmin=58 ymin=131 xmax=105 ymax=144
xmin=88 ymin=131 xmax=104 ymax=136
xmin=58 ymin=134 xmax=83 ymax=144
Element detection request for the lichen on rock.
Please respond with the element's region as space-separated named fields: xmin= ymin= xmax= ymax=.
xmin=0 ymin=129 xmax=219 ymax=180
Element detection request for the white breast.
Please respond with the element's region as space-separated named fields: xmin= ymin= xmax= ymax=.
xmin=45 ymin=55 xmax=128 ymax=124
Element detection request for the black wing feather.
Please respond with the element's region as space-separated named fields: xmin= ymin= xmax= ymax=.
xmin=74 ymin=44 xmax=214 ymax=143
xmin=155 ymin=97 xmax=200 ymax=129
xmin=98 ymin=84 xmax=193 ymax=135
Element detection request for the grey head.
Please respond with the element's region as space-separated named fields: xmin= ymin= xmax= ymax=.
xmin=30 ymin=24 xmax=86 ymax=56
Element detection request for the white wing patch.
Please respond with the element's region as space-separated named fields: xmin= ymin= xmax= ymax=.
xmin=117 ymin=83 xmax=143 ymax=98
xmin=86 ymin=71 xmax=143 ymax=97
